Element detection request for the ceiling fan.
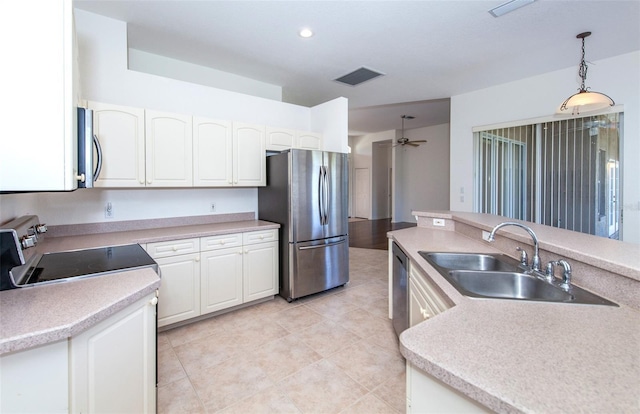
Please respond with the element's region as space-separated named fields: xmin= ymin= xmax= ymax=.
xmin=395 ymin=115 xmax=427 ymax=147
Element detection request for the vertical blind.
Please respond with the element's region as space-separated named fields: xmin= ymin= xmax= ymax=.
xmin=475 ymin=113 xmax=621 ymax=239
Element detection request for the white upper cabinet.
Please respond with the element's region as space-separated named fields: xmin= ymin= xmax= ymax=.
xmin=266 ymin=127 xmax=296 ymax=151
xmin=265 ymin=127 xmax=324 ymax=152
xmin=233 ymin=123 xmax=266 ymax=186
xmin=145 ymin=110 xmax=193 ymax=187
xmin=193 ymin=117 xmax=233 ymax=187
xmin=0 ymin=0 xmax=79 ymax=192
xmin=296 ymin=131 xmax=323 ymax=150
xmin=89 ymin=102 xmax=145 ymax=187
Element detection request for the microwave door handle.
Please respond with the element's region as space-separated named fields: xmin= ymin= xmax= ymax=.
xmin=93 ymin=134 xmax=103 ymax=181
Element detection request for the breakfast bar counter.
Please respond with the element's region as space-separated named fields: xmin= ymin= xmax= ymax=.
xmin=389 ymin=212 xmax=640 ymax=413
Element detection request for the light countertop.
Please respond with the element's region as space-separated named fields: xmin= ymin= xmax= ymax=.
xmin=390 ymin=216 xmax=640 ymax=413
xmin=0 ymin=219 xmax=279 ymax=355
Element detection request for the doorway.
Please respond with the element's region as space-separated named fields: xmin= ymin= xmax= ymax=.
xmin=354 ymin=168 xmax=370 ymax=219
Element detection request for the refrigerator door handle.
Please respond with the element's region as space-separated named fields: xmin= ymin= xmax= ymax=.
xmin=298 ymin=239 xmax=345 ymax=250
xmin=323 ymin=165 xmax=330 ymax=226
xmin=318 ymin=165 xmax=325 ymax=225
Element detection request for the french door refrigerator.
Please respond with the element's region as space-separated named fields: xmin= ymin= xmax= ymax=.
xmin=258 ymin=149 xmax=349 ymax=302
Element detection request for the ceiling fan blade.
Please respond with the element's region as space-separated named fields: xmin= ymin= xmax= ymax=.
xmin=410 ymin=140 xmax=427 ymax=143
xmin=406 ymin=142 xmax=420 ymax=147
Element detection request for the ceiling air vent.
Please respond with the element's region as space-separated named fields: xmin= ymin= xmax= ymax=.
xmin=334 ymin=67 xmax=385 ymax=86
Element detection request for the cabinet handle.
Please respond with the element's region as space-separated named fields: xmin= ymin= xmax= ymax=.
xmin=139 ymin=180 xmax=144 ymax=184
xmin=195 ymin=256 xmax=200 ymax=262
xmin=420 ymin=307 xmax=430 ymax=320
xmin=149 ymin=297 xmax=158 ymax=306
xmin=259 ymin=235 xmax=264 ymax=239
xmin=173 ymin=246 xmax=178 ymax=251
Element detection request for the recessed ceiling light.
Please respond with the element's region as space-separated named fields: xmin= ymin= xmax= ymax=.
xmin=299 ymin=28 xmax=314 ymax=38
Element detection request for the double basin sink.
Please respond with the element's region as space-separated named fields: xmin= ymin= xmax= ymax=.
xmin=419 ymin=252 xmax=617 ymax=306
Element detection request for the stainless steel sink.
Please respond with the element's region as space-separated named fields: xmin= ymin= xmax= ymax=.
xmin=419 ymin=252 xmax=519 ymax=272
xmin=448 ymin=270 xmax=574 ymax=302
xmin=419 ymin=251 xmax=617 ymax=306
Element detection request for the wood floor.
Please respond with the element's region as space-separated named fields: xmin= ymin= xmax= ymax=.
xmin=348 ymin=218 xmax=416 ymax=250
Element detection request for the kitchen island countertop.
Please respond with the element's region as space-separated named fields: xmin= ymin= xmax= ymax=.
xmin=390 ymin=215 xmax=640 ymax=413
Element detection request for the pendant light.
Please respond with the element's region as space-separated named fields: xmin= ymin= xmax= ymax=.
xmin=557 ymin=32 xmax=614 ymax=115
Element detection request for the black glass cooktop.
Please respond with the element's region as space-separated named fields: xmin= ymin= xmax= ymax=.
xmin=25 ymin=244 xmax=157 ymax=285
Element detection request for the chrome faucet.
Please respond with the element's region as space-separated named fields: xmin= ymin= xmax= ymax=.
xmin=487 ymin=222 xmax=541 ymax=272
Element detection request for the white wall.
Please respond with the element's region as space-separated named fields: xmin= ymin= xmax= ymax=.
xmin=394 ymin=124 xmax=450 ymax=222
xmin=450 ymin=51 xmax=640 ymax=243
xmin=310 ymin=97 xmax=349 ymax=153
xmin=0 ymin=9 xmax=348 ymax=226
xmin=128 ymin=49 xmax=282 ymax=101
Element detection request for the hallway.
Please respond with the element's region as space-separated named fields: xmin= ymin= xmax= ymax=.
xmin=348 ymin=218 xmax=416 ymax=250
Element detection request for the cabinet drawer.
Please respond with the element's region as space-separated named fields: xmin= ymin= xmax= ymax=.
xmin=243 ymin=229 xmax=278 ymax=245
xmin=146 ymin=238 xmax=200 ymax=258
xmin=201 ymin=233 xmax=243 ymax=251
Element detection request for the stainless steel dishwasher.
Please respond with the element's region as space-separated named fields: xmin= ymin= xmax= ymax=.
xmin=392 ymin=242 xmax=408 ymax=336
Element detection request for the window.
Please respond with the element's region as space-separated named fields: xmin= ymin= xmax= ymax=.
xmin=475 ymin=113 xmax=622 ymax=239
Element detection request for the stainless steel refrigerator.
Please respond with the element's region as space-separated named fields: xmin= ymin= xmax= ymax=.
xmin=258 ymin=149 xmax=349 ymax=302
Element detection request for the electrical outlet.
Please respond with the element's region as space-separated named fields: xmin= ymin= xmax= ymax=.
xmin=105 ymin=202 xmax=114 ymax=219
xmin=210 ymin=203 xmax=216 ymax=212
xmin=482 ymin=231 xmax=491 ymax=241
xmin=433 ymin=218 xmax=445 ymax=227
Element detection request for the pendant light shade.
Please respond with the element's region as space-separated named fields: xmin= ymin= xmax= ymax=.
xmin=557 ymin=32 xmax=614 ymax=115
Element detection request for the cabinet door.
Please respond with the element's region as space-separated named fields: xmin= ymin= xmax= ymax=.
xmin=409 ymin=263 xmax=450 ymax=314
xmin=265 ymin=127 xmax=295 ymax=152
xmin=243 ymin=241 xmax=278 ymax=302
xmin=155 ymin=253 xmax=201 ymax=327
xmin=201 ymin=247 xmax=243 ymax=314
xmin=70 ymin=293 xmax=157 ymax=414
xmin=89 ymin=101 xmax=146 ymax=187
xmin=145 ymin=110 xmax=193 ymax=187
xmin=0 ymin=0 xmax=77 ymax=191
xmin=409 ymin=278 xmax=437 ymax=327
xmin=0 ymin=340 xmax=68 ymax=413
xmin=296 ymin=131 xmax=323 ymax=150
xmin=233 ymin=123 xmax=266 ymax=186
xmin=193 ymin=117 xmax=233 ymax=187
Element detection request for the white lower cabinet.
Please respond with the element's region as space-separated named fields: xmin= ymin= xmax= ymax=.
xmin=155 ymin=253 xmax=201 ymax=327
xmin=407 ymin=361 xmax=490 ymax=414
xmin=150 ymin=229 xmax=279 ymax=327
xmin=70 ymin=293 xmax=157 ymax=414
xmin=201 ymin=246 xmax=244 ymax=314
xmin=243 ymin=239 xmax=278 ymax=302
xmin=407 ymin=260 xmax=482 ymax=413
xmin=0 ymin=293 xmax=157 ymax=414
xmin=200 ymin=230 xmax=278 ymax=315
xmin=0 ymin=340 xmax=68 ymax=413
xmin=408 ymin=261 xmax=450 ymax=327
xmin=145 ymin=238 xmax=201 ymax=328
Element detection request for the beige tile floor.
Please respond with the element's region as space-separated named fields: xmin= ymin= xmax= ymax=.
xmin=157 ymin=247 xmax=406 ymax=414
